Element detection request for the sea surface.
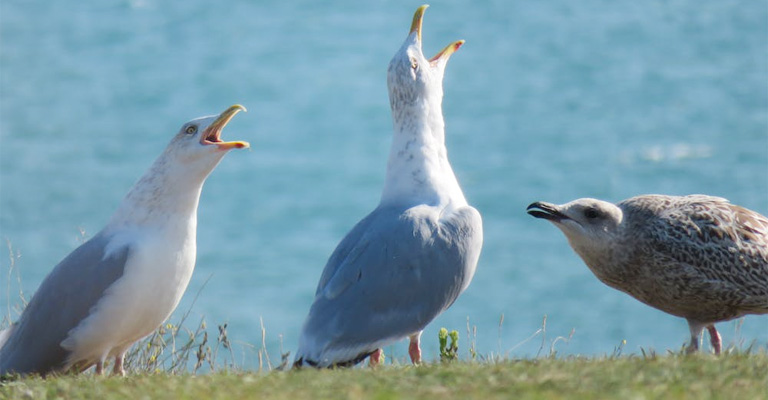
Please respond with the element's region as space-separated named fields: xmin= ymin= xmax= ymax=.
xmin=1 ymin=0 xmax=766 ymax=366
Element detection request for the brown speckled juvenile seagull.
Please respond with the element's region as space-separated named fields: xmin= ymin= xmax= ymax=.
xmin=527 ymin=194 xmax=768 ymax=354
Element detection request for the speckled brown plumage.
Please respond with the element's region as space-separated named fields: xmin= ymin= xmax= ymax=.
xmin=528 ymin=194 xmax=768 ymax=354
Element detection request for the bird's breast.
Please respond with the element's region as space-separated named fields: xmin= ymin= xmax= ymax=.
xmin=103 ymin=227 xmax=196 ymax=334
xmin=128 ymin=228 xmax=197 ymax=306
xmin=60 ymin=226 xmax=197 ymax=361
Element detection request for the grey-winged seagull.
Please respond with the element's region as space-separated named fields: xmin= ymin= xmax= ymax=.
xmin=527 ymin=194 xmax=768 ymax=354
xmin=0 ymin=105 xmax=249 ymax=376
xmin=293 ymin=5 xmax=483 ymax=368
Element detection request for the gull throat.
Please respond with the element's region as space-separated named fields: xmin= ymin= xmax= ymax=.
xmin=381 ymin=98 xmax=464 ymax=208
xmin=110 ymin=153 xmax=209 ymax=228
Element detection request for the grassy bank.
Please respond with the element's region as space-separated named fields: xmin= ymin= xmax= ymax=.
xmin=3 ymin=252 xmax=766 ymax=399
xmin=2 ymin=353 xmax=766 ymax=399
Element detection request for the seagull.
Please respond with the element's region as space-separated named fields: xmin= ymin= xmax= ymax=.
xmin=527 ymin=194 xmax=768 ymax=354
xmin=0 ymin=105 xmax=249 ymax=376
xmin=294 ymin=5 xmax=483 ymax=368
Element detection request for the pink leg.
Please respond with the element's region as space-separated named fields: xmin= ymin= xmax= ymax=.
xmin=95 ymin=361 xmax=104 ymax=375
xmin=113 ymin=354 xmax=125 ymax=376
xmin=369 ymin=348 xmax=383 ymax=367
xmin=408 ymin=333 xmax=422 ymax=364
xmin=707 ymin=325 xmax=722 ymax=355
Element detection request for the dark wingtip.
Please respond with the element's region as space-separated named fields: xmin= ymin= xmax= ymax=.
xmin=293 ymin=350 xmax=376 ymax=369
xmin=293 ymin=357 xmax=319 ymax=369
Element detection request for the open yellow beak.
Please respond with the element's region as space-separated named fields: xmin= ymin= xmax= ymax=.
xmin=201 ymin=104 xmax=250 ymax=150
xmin=409 ymin=5 xmax=464 ymax=65
xmin=410 ymin=4 xmax=429 ymax=42
xmin=429 ymin=40 xmax=464 ymax=64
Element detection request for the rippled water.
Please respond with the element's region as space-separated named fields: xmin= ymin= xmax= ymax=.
xmin=1 ymin=0 xmax=766 ymax=365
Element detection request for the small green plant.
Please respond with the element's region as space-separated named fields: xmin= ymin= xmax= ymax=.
xmin=439 ymin=327 xmax=459 ymax=362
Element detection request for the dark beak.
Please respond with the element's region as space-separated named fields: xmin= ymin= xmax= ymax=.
xmin=527 ymin=202 xmax=569 ymax=222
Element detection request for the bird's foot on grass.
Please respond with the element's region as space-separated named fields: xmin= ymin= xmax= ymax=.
xmin=113 ymin=355 xmax=125 ymax=376
xmin=369 ymin=349 xmax=383 ymax=367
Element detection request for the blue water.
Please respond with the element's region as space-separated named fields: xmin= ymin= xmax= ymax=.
xmin=1 ymin=0 xmax=766 ymax=366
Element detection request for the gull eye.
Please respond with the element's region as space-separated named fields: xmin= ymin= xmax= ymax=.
xmin=410 ymin=58 xmax=418 ymax=70
xmin=185 ymin=125 xmax=197 ymax=135
xmin=584 ymin=208 xmax=600 ymax=219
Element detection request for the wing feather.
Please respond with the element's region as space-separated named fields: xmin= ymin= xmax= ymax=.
xmin=297 ymin=204 xmax=482 ymax=366
xmin=0 ymin=231 xmax=131 ymax=376
xmin=621 ymin=195 xmax=768 ymax=319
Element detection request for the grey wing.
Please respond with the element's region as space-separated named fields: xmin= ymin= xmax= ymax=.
xmin=301 ymin=205 xmax=482 ymax=363
xmin=0 ymin=232 xmax=130 ymax=376
xmin=314 ymin=211 xmax=380 ymax=297
xmin=630 ymin=196 xmax=768 ymax=315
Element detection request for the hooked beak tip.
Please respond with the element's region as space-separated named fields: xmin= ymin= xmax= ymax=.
xmin=409 ymin=4 xmax=429 ymax=41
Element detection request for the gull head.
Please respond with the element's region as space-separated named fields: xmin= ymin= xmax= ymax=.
xmin=164 ymin=104 xmax=249 ymax=174
xmin=387 ymin=5 xmax=464 ymax=111
xmin=527 ymin=198 xmax=624 ymax=265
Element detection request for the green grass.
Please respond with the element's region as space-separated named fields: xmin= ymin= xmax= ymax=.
xmin=2 ymin=353 xmax=766 ymax=399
